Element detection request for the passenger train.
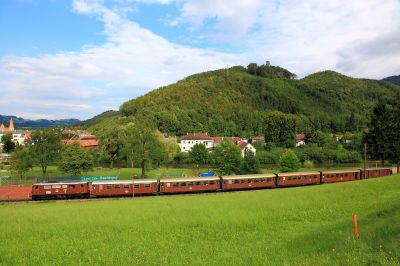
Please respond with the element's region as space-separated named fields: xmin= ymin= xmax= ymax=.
xmin=31 ymin=168 xmax=393 ymax=200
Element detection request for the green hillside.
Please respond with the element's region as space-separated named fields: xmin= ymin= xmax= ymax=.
xmin=87 ymin=65 xmax=400 ymax=136
xmin=1 ymin=175 xmax=399 ymax=265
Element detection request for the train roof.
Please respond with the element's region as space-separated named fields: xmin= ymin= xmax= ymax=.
xmin=221 ymin=174 xmax=276 ymax=180
xmin=160 ymin=176 xmax=220 ymax=182
xmin=361 ymin=168 xmax=392 ymax=171
xmin=133 ymin=179 xmax=158 ymax=183
xmin=92 ymin=180 xmax=133 ymax=185
xmin=33 ymin=181 xmax=89 ymax=185
xmin=276 ymin=171 xmax=320 ymax=176
xmin=320 ymin=169 xmax=360 ymax=174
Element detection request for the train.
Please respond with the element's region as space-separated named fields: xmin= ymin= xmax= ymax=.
xmin=31 ymin=168 xmax=393 ymax=200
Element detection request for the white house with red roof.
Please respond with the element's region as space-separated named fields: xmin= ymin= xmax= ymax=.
xmin=179 ymin=133 xmax=256 ymax=157
xmin=179 ymin=133 xmax=214 ymax=152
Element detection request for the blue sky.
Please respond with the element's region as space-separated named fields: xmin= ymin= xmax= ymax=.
xmin=1 ymin=0 xmax=400 ymax=120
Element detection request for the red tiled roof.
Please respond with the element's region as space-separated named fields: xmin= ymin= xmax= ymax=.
xmin=237 ymin=141 xmax=248 ymax=150
xmin=181 ymin=133 xmax=212 ymax=141
xmin=296 ymin=134 xmax=306 ymax=142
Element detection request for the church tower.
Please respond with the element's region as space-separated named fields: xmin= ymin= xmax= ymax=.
xmin=8 ymin=118 xmax=15 ymax=132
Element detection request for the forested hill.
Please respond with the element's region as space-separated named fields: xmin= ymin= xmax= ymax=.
xmin=383 ymin=75 xmax=400 ymax=86
xmin=87 ymin=65 xmax=400 ymax=137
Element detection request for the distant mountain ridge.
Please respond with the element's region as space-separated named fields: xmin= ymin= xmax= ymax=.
xmin=0 ymin=115 xmax=80 ymax=129
xmin=382 ymin=75 xmax=400 ymax=85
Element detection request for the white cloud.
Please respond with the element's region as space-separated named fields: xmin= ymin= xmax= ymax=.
xmin=0 ymin=0 xmax=242 ymax=120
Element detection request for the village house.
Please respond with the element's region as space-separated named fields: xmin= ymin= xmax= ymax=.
xmin=296 ymin=134 xmax=306 ymax=147
xmin=179 ymin=133 xmax=256 ymax=157
xmin=64 ymin=132 xmax=99 ymax=150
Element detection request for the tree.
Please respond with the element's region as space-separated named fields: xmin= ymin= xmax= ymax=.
xmin=363 ymin=103 xmax=391 ymax=166
xmin=121 ymin=119 xmax=165 ymax=178
xmin=99 ymin=127 xmax=123 ymax=169
xmin=264 ymin=111 xmax=297 ymax=148
xmin=247 ymin=63 xmax=258 ymax=75
xmin=10 ymin=146 xmax=33 ymax=178
xmin=158 ymin=133 xmax=179 ymax=167
xmin=189 ymin=144 xmax=209 ymax=167
xmin=241 ymin=150 xmax=260 ymax=174
xmin=59 ymin=143 xmax=94 ymax=176
xmin=1 ymin=133 xmax=15 ymax=153
xmin=279 ymin=149 xmax=301 ymax=172
xmin=211 ymin=140 xmax=242 ymax=175
xmin=29 ymin=129 xmax=62 ymax=176
xmin=387 ymin=104 xmax=400 ymax=172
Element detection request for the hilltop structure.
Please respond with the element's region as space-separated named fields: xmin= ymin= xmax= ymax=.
xmin=0 ymin=118 xmax=30 ymax=145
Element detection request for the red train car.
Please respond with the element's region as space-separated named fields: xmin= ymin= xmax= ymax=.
xmin=90 ymin=180 xmax=134 ymax=197
xmin=360 ymin=168 xmax=392 ymax=179
xmin=276 ymin=172 xmax=320 ymax=187
xmin=133 ymin=179 xmax=158 ymax=195
xmin=320 ymin=169 xmax=359 ymax=183
xmin=32 ymin=182 xmax=90 ymax=200
xmin=159 ymin=177 xmax=220 ymax=194
xmin=220 ymin=174 xmax=276 ymax=191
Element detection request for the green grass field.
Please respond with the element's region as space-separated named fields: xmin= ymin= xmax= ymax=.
xmin=0 ymin=175 xmax=399 ymax=265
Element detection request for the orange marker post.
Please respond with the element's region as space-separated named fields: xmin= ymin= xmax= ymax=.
xmin=353 ymin=214 xmax=359 ymax=238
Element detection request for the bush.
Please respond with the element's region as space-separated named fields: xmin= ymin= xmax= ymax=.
xmin=303 ymin=160 xmax=314 ymax=169
xmin=279 ymin=149 xmax=301 ymax=172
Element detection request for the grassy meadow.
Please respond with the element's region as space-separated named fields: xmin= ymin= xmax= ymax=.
xmin=0 ymin=175 xmax=399 ymax=265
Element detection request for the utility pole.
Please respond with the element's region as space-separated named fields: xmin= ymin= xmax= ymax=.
xmin=364 ymin=143 xmax=367 ymax=179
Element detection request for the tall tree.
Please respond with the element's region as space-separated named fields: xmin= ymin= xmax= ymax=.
xmin=1 ymin=133 xmax=15 ymax=153
xmin=99 ymin=127 xmax=123 ymax=169
xmin=10 ymin=146 xmax=33 ymax=178
xmin=211 ymin=140 xmax=242 ymax=175
xmin=363 ymin=103 xmax=391 ymax=165
xmin=387 ymin=104 xmax=400 ymax=172
xmin=121 ymin=119 xmax=165 ymax=178
xmin=59 ymin=143 xmax=94 ymax=176
xmin=264 ymin=111 xmax=297 ymax=148
xmin=29 ymin=129 xmax=62 ymax=176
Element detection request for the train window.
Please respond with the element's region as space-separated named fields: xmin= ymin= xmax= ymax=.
xmin=92 ymin=185 xmax=96 ymax=190
xmin=181 ymin=182 xmax=186 ymax=186
xmin=336 ymin=174 xmax=339 ymax=177
xmin=144 ymin=184 xmax=151 ymax=188
xmin=234 ymin=180 xmax=239 ymax=184
xmin=52 ymin=185 xmax=61 ymax=189
xmin=106 ymin=185 xmax=113 ymax=190
xmin=189 ymin=182 xmax=194 ymax=186
xmin=228 ymin=180 xmax=233 ymax=185
xmin=44 ymin=185 xmax=51 ymax=190
xmin=173 ymin=183 xmax=179 ymax=187
xmin=210 ymin=181 xmax=215 ymax=185
xmin=35 ymin=185 xmax=38 ymax=189
xmin=115 ymin=184 xmax=121 ymax=189
xmin=62 ymin=185 xmax=67 ymax=188
xmin=166 ymin=183 xmax=171 ymax=188
xmin=267 ymin=178 xmax=272 ymax=182
xmin=124 ymin=184 xmax=130 ymax=189
xmin=68 ymin=185 xmax=75 ymax=188
xmin=134 ymin=184 xmax=140 ymax=189
xmin=195 ymin=181 xmax=201 ymax=186
xmin=203 ymin=181 xmax=208 ymax=185
xmin=288 ymin=177 xmax=292 ymax=181
xmin=248 ymin=179 xmax=252 ymax=183
xmin=81 ymin=184 xmax=84 ymax=188
xmin=255 ymin=179 xmax=259 ymax=183
xmin=241 ymin=179 xmax=245 ymax=183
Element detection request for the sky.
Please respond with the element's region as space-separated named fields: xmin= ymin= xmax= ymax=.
xmin=1 ymin=0 xmax=400 ymax=120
